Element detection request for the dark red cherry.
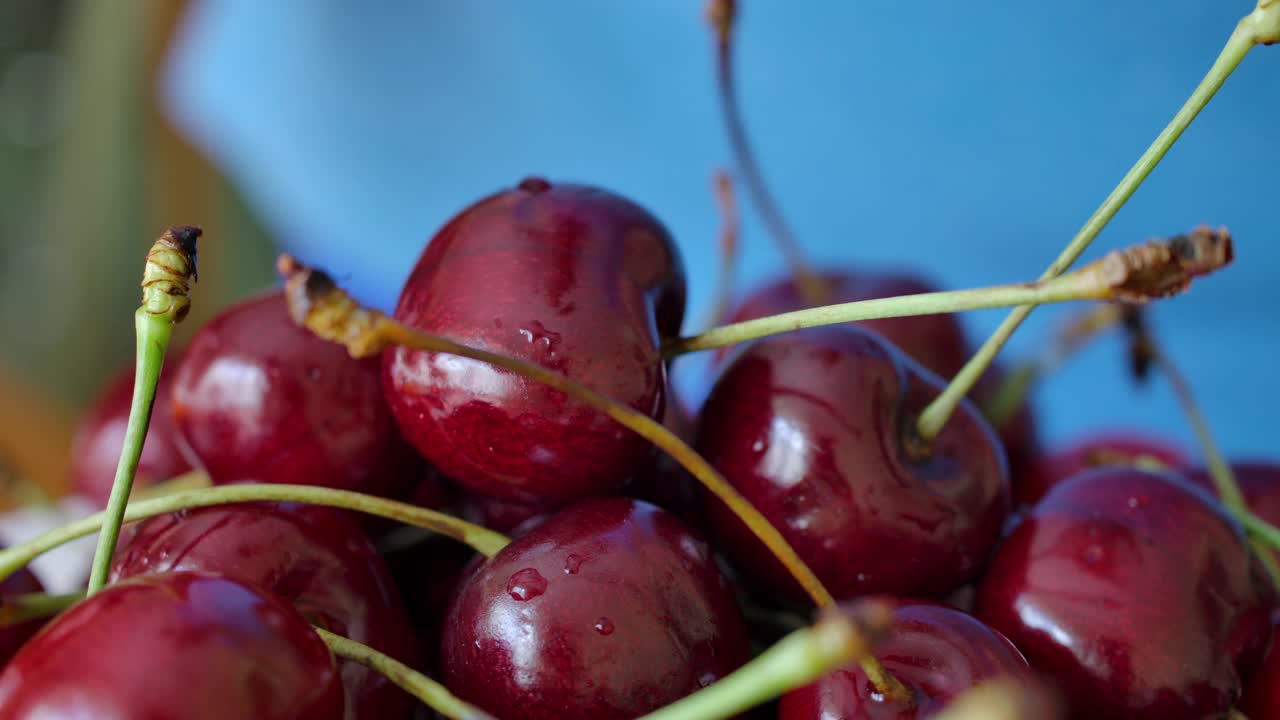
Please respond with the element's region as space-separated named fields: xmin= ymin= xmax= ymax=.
xmin=172 ymin=290 xmax=417 ymax=498
xmin=111 ymin=503 xmax=418 ymax=720
xmin=0 ymin=572 xmax=344 ymax=719
xmin=69 ymin=360 xmax=191 ymax=506
xmin=1187 ymin=461 xmax=1280 ymax=527
xmin=719 ymin=271 xmax=970 ymax=380
xmin=975 ymin=468 xmax=1274 ymax=719
xmin=970 ymin=364 xmax=1041 ymax=498
xmin=1017 ymin=430 xmax=1188 ymax=507
xmin=1242 ymin=619 xmax=1280 ymax=719
xmin=627 ymin=386 xmax=707 ymax=531
xmin=383 ymin=179 xmax=686 ymax=505
xmin=0 ymin=562 xmax=45 ymax=667
xmin=696 ymin=325 xmax=1008 ymax=603
xmin=441 ymin=497 xmax=749 ymax=720
xmin=779 ymin=598 xmax=1032 ymax=719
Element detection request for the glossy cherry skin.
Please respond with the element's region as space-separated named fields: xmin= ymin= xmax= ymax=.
xmin=0 ymin=572 xmax=344 ymax=719
xmin=383 ymin=179 xmax=686 ymax=505
xmin=720 ymin=271 xmax=969 ymax=380
xmin=0 ymin=563 xmax=45 ymax=668
xmin=975 ymin=468 xmax=1274 ymax=719
xmin=1242 ymin=619 xmax=1280 ymax=719
xmin=441 ymin=497 xmax=749 ymax=720
xmin=69 ymin=361 xmax=191 ymax=506
xmin=1017 ymin=430 xmax=1188 ymax=507
xmin=172 ymin=290 xmax=417 ymax=498
xmin=696 ymin=325 xmax=1009 ymax=603
xmin=780 ymin=599 xmax=1032 ymax=719
xmin=110 ymin=502 xmax=417 ymax=720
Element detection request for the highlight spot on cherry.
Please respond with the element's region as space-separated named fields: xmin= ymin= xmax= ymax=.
xmin=506 ymin=568 xmax=548 ymax=601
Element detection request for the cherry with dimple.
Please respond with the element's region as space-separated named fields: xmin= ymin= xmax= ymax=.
xmin=696 ymin=325 xmax=1009 ymax=603
xmin=441 ymin=497 xmax=749 ymax=720
xmin=383 ymin=179 xmax=686 ymax=505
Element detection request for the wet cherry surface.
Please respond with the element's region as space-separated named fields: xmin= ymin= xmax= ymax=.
xmin=0 ymin=572 xmax=344 ymax=720
xmin=69 ymin=360 xmax=191 ymax=506
xmin=697 ymin=325 xmax=1009 ymax=602
xmin=779 ymin=598 xmax=1031 ymax=720
xmin=172 ymin=291 xmax=416 ymax=498
xmin=441 ymin=497 xmax=749 ymax=720
xmin=1017 ymin=430 xmax=1188 ymax=507
xmin=384 ymin=179 xmax=685 ymax=505
xmin=976 ymin=468 xmax=1274 ymax=719
xmin=111 ymin=502 xmax=418 ymax=720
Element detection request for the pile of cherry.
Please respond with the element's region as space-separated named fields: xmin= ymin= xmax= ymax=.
xmin=0 ymin=179 xmax=1273 ymax=720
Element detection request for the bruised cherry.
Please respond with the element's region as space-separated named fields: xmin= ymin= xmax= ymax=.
xmin=0 ymin=572 xmax=344 ymax=719
xmin=111 ymin=502 xmax=419 ymax=720
xmin=171 ymin=291 xmax=417 ymax=498
xmin=69 ymin=360 xmax=191 ymax=506
xmin=975 ymin=468 xmax=1274 ymax=719
xmin=441 ymin=497 xmax=749 ymax=720
xmin=779 ymin=598 xmax=1032 ymax=719
xmin=696 ymin=326 xmax=1008 ymax=603
xmin=383 ymin=179 xmax=686 ymax=505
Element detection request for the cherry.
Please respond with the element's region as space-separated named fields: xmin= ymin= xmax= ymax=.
xmin=171 ymin=290 xmax=416 ymax=498
xmin=779 ymin=598 xmax=1032 ymax=719
xmin=68 ymin=360 xmax=191 ymax=506
xmin=440 ymin=497 xmax=749 ymax=720
xmin=1188 ymin=461 xmax=1280 ymax=527
xmin=0 ymin=572 xmax=344 ymax=719
xmin=383 ymin=179 xmax=686 ymax=505
xmin=0 ymin=562 xmax=45 ymax=668
xmin=110 ymin=502 xmax=419 ymax=720
xmin=1017 ymin=430 xmax=1189 ymax=507
xmin=718 ymin=271 xmax=970 ymax=380
xmin=975 ymin=467 xmax=1274 ymax=719
xmin=696 ymin=325 xmax=1008 ymax=603
xmin=1242 ymin=620 xmax=1280 ymax=719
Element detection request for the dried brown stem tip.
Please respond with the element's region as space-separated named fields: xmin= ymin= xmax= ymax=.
xmin=276 ymin=254 xmax=388 ymax=358
xmin=141 ymin=225 xmax=202 ymax=323
xmin=1092 ymin=225 xmax=1233 ymax=303
xmin=706 ymin=0 xmax=736 ymax=45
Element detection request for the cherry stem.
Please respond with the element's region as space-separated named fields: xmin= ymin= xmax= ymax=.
xmin=0 ymin=483 xmax=511 ymax=585
xmin=701 ymin=170 xmax=741 ymax=330
xmin=0 ymin=591 xmax=83 ymax=627
xmin=636 ymin=604 xmax=893 ymax=720
xmin=87 ymin=226 xmax=201 ymax=596
xmin=706 ymin=0 xmax=827 ymax=307
xmin=665 ymin=229 xmax=1232 ymax=359
xmin=915 ymin=0 xmax=1278 ymax=444
xmin=982 ymin=303 xmax=1124 ymax=427
xmin=314 ymin=627 xmax=496 ymax=720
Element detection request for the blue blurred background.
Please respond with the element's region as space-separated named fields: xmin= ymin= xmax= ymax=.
xmin=1 ymin=0 xmax=1276 ymax=499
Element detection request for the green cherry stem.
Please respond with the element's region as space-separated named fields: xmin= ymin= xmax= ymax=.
xmin=706 ymin=0 xmax=828 ymax=307
xmin=0 ymin=483 xmax=511 ymax=585
xmin=664 ymin=229 xmax=1233 ymax=358
xmin=314 ymin=628 xmax=496 ymax=720
xmin=0 ymin=591 xmax=83 ymax=627
xmin=915 ymin=0 xmax=1279 ymax=443
xmin=636 ymin=605 xmax=891 ymax=720
xmin=87 ymin=226 xmax=201 ymax=596
xmin=928 ymin=678 xmax=1057 ymax=720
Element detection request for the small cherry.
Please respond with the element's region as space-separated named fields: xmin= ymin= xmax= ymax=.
xmin=0 ymin=572 xmax=344 ymax=719
xmin=441 ymin=496 xmax=749 ymax=720
xmin=696 ymin=325 xmax=1008 ymax=603
xmin=779 ymin=598 xmax=1032 ymax=719
xmin=171 ymin=290 xmax=418 ymax=498
xmin=111 ymin=502 xmax=419 ymax=720
xmin=383 ymin=178 xmax=686 ymax=505
xmin=975 ymin=467 xmax=1274 ymax=719
xmin=69 ymin=360 xmax=191 ymax=507
xmin=1017 ymin=430 xmax=1189 ymax=507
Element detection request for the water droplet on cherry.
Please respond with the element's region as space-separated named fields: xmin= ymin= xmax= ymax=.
xmin=593 ymin=617 xmax=614 ymax=636
xmin=564 ymin=554 xmax=583 ymax=575
xmin=506 ymin=568 xmax=548 ymax=602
